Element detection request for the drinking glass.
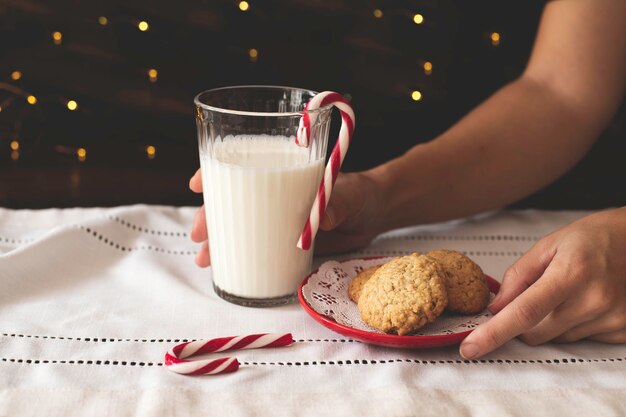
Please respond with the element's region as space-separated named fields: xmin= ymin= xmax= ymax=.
xmin=195 ymin=85 xmax=332 ymax=307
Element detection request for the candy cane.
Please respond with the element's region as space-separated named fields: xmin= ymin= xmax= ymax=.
xmin=164 ymin=333 xmax=293 ymax=376
xmin=296 ymin=91 xmax=355 ymax=251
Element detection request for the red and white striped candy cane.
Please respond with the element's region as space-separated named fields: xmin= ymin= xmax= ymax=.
xmin=164 ymin=332 xmax=292 ymax=376
xmin=296 ymin=91 xmax=355 ymax=251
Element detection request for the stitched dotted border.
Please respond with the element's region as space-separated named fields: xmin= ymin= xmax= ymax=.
xmin=77 ymin=226 xmax=197 ymax=256
xmin=108 ymin=216 xmax=188 ymax=238
xmin=356 ymin=250 xmax=525 ymax=257
xmin=240 ymin=357 xmax=626 ymax=366
xmin=1 ymin=358 xmax=162 ymax=367
xmin=2 ymin=357 xmax=624 ymax=368
xmin=377 ymin=235 xmax=539 ymax=242
xmin=0 ymin=216 xmax=189 ymax=249
xmin=0 ymin=236 xmax=34 ymax=245
xmin=2 ymin=233 xmax=538 ymax=247
xmin=2 ymin=231 xmax=536 ymax=250
xmin=3 ymin=334 xmax=624 ymax=367
xmin=2 ymin=333 xmax=191 ymax=343
xmin=1 ymin=333 xmax=357 ymax=344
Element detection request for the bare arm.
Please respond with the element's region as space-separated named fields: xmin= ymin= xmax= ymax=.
xmin=368 ymin=0 xmax=626 ymax=230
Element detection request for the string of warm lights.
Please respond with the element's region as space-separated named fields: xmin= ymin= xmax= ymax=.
xmin=2 ymin=2 xmax=503 ymax=163
xmin=1 ymin=14 xmax=162 ymax=162
xmin=0 ymin=81 xmax=86 ymax=161
xmin=373 ymin=8 xmax=432 ymax=101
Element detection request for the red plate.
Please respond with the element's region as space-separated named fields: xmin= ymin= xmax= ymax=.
xmin=298 ymin=257 xmax=500 ymax=349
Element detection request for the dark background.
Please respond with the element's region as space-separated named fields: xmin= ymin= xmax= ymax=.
xmin=1 ymin=0 xmax=624 ymax=209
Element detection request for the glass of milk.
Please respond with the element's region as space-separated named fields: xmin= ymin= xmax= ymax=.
xmin=195 ymin=86 xmax=332 ymax=307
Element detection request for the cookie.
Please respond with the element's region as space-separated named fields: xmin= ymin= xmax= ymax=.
xmin=426 ymin=249 xmax=490 ymax=314
xmin=348 ymin=265 xmax=381 ymax=303
xmin=357 ymin=253 xmax=448 ymax=336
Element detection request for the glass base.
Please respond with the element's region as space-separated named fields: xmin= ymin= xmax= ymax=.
xmin=213 ymin=283 xmax=296 ymax=307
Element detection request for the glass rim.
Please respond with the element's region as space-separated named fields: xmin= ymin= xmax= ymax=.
xmin=194 ymin=85 xmax=333 ymax=117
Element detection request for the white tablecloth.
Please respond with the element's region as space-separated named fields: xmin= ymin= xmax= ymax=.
xmin=1 ymin=205 xmax=625 ymax=416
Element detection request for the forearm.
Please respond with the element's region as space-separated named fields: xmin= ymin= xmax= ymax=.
xmin=367 ymin=75 xmax=603 ymax=230
xmin=365 ymin=0 xmax=626 ymax=232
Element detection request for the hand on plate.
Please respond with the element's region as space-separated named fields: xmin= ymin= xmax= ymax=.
xmin=460 ymin=207 xmax=626 ymax=358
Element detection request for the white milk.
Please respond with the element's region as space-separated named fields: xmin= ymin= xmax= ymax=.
xmin=200 ymin=135 xmax=324 ymax=300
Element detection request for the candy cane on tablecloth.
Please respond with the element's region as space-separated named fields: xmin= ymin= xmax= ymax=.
xmin=164 ymin=333 xmax=292 ymax=376
xmin=296 ymin=91 xmax=355 ymax=251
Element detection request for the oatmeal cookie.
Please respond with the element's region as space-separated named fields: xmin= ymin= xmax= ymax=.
xmin=357 ymin=253 xmax=448 ymax=335
xmin=348 ymin=265 xmax=381 ymax=303
xmin=427 ymin=249 xmax=490 ymax=314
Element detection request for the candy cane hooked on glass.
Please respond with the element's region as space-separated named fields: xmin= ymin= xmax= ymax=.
xmin=164 ymin=333 xmax=293 ymax=376
xmin=296 ymin=91 xmax=355 ymax=251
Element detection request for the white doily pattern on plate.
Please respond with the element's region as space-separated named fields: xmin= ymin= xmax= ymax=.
xmin=302 ymin=258 xmax=493 ymax=336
